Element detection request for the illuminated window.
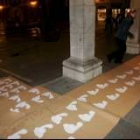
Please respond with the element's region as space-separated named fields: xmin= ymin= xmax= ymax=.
xmin=98 ymin=9 xmax=106 ymax=21
xmin=0 ymin=5 xmax=4 ymax=11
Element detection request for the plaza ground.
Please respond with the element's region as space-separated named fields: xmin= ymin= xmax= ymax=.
xmin=0 ymin=21 xmax=140 ymax=139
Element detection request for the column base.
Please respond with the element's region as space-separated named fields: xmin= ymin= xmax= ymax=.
xmin=126 ymin=42 xmax=140 ymax=54
xmin=63 ymin=57 xmax=103 ymax=83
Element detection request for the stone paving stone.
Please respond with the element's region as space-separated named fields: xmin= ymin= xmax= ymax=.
xmin=135 ymin=101 xmax=140 ymax=110
xmin=42 ymin=77 xmax=83 ymax=95
xmin=124 ymin=108 xmax=140 ymax=129
xmin=105 ymin=120 xmax=140 ymax=139
xmin=123 ymin=101 xmax=140 ymax=129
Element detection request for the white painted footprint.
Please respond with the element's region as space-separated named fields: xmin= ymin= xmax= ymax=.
xmin=4 ymin=78 xmax=12 ymax=83
xmin=63 ymin=122 xmax=83 ymax=134
xmin=28 ymin=88 xmax=40 ymax=94
xmin=31 ymin=95 xmax=44 ymax=103
xmin=16 ymin=101 xmax=31 ymax=110
xmin=125 ymin=81 xmax=135 ymax=87
xmin=5 ymin=84 xmax=14 ymax=89
xmin=68 ymin=136 xmax=76 ymax=139
xmin=9 ymin=95 xmax=21 ymax=103
xmin=18 ymin=85 xmax=27 ymax=91
xmin=10 ymin=88 xmax=20 ymax=94
xmin=133 ymin=76 xmax=140 ymax=81
xmin=87 ymin=89 xmax=99 ymax=95
xmin=11 ymin=81 xmax=20 ymax=86
xmin=108 ymin=78 xmax=118 ymax=84
xmin=125 ymin=70 xmax=133 ymax=75
xmin=34 ymin=124 xmax=53 ymax=139
xmin=66 ymin=101 xmax=78 ymax=111
xmin=10 ymin=108 xmax=20 ymax=113
xmin=42 ymin=92 xmax=54 ymax=99
xmin=96 ymin=83 xmax=108 ymax=89
xmin=117 ymin=75 xmax=126 ymax=79
xmin=77 ymin=94 xmax=88 ymax=102
xmin=0 ymin=87 xmax=7 ymax=92
xmin=78 ymin=111 xmax=96 ymax=122
xmin=133 ymin=66 xmax=140 ymax=71
xmin=0 ymin=92 xmax=9 ymax=98
xmin=51 ymin=113 xmax=68 ymax=125
xmin=115 ymin=86 xmax=127 ymax=93
xmin=93 ymin=101 xmax=108 ymax=109
xmin=7 ymin=129 xmax=28 ymax=139
xmin=106 ymin=93 xmax=120 ymax=101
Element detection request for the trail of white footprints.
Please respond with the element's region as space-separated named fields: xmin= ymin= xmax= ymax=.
xmin=75 ymin=65 xmax=140 ymax=111
xmin=6 ymin=64 xmax=140 ymax=138
xmin=10 ymin=88 xmax=54 ymax=112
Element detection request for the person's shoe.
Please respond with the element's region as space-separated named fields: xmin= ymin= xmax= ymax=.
xmin=107 ymin=55 xmax=112 ymax=63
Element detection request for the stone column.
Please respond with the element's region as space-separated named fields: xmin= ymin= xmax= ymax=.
xmin=63 ymin=0 xmax=102 ymax=83
xmin=126 ymin=0 xmax=140 ymax=54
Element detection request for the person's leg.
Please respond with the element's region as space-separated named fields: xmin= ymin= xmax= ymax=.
xmin=107 ymin=38 xmax=120 ymax=63
xmin=114 ymin=40 xmax=126 ymax=63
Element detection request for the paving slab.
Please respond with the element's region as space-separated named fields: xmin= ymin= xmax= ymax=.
xmin=42 ymin=77 xmax=83 ymax=95
xmin=135 ymin=101 xmax=140 ymax=110
xmin=105 ymin=119 xmax=140 ymax=139
xmin=123 ymin=102 xmax=140 ymax=128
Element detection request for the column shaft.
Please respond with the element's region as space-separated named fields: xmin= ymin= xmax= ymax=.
xmin=126 ymin=0 xmax=140 ymax=54
xmin=63 ymin=0 xmax=102 ymax=83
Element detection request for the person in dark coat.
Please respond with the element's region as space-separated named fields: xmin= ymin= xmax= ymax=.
xmin=114 ymin=13 xmax=125 ymax=30
xmin=107 ymin=9 xmax=137 ymax=63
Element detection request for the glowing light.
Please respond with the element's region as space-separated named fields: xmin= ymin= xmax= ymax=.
xmin=95 ymin=0 xmax=105 ymax=3
xmin=29 ymin=1 xmax=38 ymax=7
xmin=0 ymin=5 xmax=4 ymax=11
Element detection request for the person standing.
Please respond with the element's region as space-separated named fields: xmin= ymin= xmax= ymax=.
xmin=114 ymin=13 xmax=125 ymax=30
xmin=107 ymin=9 xmax=137 ymax=63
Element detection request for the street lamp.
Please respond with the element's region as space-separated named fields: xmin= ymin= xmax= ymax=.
xmin=29 ymin=1 xmax=38 ymax=7
xmin=0 ymin=5 xmax=4 ymax=11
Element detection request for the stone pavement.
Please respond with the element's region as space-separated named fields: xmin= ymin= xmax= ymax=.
xmin=0 ymin=21 xmax=140 ymax=138
xmin=0 ymin=56 xmax=140 ymax=139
